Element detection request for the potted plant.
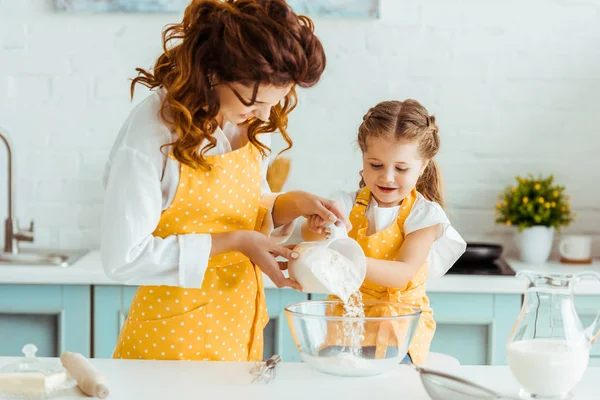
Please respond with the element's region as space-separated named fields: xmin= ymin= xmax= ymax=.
xmin=495 ymin=174 xmax=575 ymax=263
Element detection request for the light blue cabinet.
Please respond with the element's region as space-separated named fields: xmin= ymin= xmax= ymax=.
xmin=429 ymin=293 xmax=522 ymax=365
xmin=92 ymin=285 xmax=137 ymax=358
xmin=1 ymin=283 xmax=591 ymax=366
xmin=264 ymin=289 xmax=307 ymax=361
xmin=92 ymin=286 xmax=307 ymax=361
xmin=0 ymin=285 xmax=91 ymax=357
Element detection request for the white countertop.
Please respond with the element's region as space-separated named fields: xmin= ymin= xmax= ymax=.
xmin=0 ymin=251 xmax=115 ymax=285
xmin=428 ymin=263 xmax=600 ymax=295
xmin=0 ymin=357 xmax=598 ymax=400
xmin=1 ymin=250 xmax=600 ymax=295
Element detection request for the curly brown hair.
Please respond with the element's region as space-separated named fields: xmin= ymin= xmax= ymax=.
xmin=131 ymin=0 xmax=326 ymax=170
xmin=358 ymin=100 xmax=444 ymax=207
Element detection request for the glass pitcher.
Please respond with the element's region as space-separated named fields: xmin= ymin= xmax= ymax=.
xmin=507 ymin=271 xmax=600 ymax=400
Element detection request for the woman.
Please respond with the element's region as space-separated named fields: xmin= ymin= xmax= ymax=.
xmin=101 ymin=0 xmax=348 ymax=362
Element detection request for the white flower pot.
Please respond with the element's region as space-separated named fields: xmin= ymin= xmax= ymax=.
xmin=515 ymin=226 xmax=555 ymax=264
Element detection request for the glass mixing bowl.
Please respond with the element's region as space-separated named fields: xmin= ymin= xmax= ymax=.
xmin=284 ymin=299 xmax=421 ymax=377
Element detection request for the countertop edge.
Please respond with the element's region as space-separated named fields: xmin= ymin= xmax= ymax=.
xmin=1 ymin=251 xmax=600 ymax=295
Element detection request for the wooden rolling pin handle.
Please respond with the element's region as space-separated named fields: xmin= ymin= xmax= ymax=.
xmin=60 ymin=352 xmax=110 ymax=398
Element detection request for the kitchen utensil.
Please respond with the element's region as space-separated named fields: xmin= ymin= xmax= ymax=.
xmin=249 ymin=354 xmax=281 ymax=384
xmin=507 ymin=271 xmax=600 ymax=399
xmin=60 ymin=352 xmax=109 ymax=398
xmin=288 ymin=223 xmax=366 ymax=297
xmin=284 ymin=299 xmax=420 ymax=377
xmin=411 ymin=364 xmax=518 ymax=400
xmin=458 ymin=243 xmax=503 ymax=263
xmin=0 ymin=344 xmax=76 ymax=399
xmin=449 ymin=243 xmax=514 ymax=276
xmin=266 ymin=157 xmax=290 ymax=192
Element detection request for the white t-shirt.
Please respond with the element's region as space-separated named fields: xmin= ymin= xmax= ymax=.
xmin=101 ymin=88 xmax=291 ymax=288
xmin=330 ymin=190 xmax=466 ymax=278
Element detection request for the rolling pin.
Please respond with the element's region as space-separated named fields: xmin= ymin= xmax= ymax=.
xmin=60 ymin=352 xmax=110 ymax=398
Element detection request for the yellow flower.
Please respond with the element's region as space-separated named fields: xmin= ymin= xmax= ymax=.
xmin=523 ymin=197 xmax=529 ymax=204
xmin=511 ymin=187 xmax=517 ymax=193
xmin=551 ymin=202 xmax=556 ymax=208
xmin=506 ymin=221 xmax=512 ymax=226
xmin=503 ymin=201 xmax=508 ymax=206
xmin=561 ymin=206 xmax=566 ymax=212
xmin=496 ymin=203 xmax=503 ymax=209
xmin=545 ymin=203 xmax=551 ymax=208
xmin=553 ymin=190 xmax=559 ymax=198
xmin=538 ymin=197 xmax=545 ymax=204
xmin=534 ymin=184 xmax=541 ymax=190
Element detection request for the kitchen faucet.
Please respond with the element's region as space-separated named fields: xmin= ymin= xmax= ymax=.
xmin=0 ymin=127 xmax=34 ymax=254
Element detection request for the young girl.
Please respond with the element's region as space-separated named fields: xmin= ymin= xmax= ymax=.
xmin=302 ymin=99 xmax=466 ymax=364
xmin=101 ymin=0 xmax=349 ymax=362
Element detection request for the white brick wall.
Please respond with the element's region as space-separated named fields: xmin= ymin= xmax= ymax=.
xmin=1 ymin=0 xmax=599 ymax=258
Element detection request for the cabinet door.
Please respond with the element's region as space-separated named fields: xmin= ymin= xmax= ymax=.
xmin=429 ymin=293 xmax=521 ymax=365
xmin=429 ymin=293 xmax=494 ymax=365
xmin=264 ymin=289 xmax=307 ymax=362
xmin=0 ymin=285 xmax=90 ymax=357
xmin=92 ymin=285 xmax=137 ymax=358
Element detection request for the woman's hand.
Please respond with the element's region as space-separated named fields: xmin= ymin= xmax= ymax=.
xmin=212 ymin=230 xmax=302 ymax=290
xmin=272 ymin=191 xmax=351 ymax=230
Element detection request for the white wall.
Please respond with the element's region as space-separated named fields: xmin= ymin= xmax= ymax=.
xmin=1 ymin=0 xmax=599 ymax=258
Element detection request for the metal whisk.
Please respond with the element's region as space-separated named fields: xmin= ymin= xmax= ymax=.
xmin=250 ymin=354 xmax=281 ymax=384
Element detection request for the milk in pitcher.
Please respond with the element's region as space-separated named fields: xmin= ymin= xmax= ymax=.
xmin=507 ymin=339 xmax=589 ymax=397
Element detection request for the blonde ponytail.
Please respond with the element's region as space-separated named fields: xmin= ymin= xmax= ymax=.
xmin=417 ymin=160 xmax=443 ymax=207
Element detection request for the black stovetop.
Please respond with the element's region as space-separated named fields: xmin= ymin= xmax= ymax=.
xmin=446 ymin=258 xmax=515 ymax=276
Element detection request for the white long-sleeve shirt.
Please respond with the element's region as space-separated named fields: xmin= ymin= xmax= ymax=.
xmin=101 ymin=89 xmax=290 ymax=288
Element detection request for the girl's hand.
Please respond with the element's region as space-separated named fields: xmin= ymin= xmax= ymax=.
xmin=307 ymin=214 xmax=329 ymax=235
xmin=307 ymin=214 xmax=334 ymax=237
xmin=300 ymin=215 xmax=331 ymax=242
xmin=289 ymin=191 xmax=351 ymax=229
xmin=234 ymin=231 xmax=302 ymax=291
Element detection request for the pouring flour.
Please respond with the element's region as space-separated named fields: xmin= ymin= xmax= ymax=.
xmin=288 ymin=223 xmax=368 ymax=365
xmin=288 ymin=223 xmax=367 ymax=302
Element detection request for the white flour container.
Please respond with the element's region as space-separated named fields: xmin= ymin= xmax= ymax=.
xmin=288 ymin=224 xmax=366 ymax=301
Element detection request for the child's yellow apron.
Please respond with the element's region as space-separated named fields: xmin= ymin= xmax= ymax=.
xmin=113 ymin=142 xmax=269 ymax=361
xmin=327 ymin=188 xmax=435 ymax=364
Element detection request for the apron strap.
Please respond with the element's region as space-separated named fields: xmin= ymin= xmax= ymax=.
xmin=353 ymin=187 xmax=371 ymax=213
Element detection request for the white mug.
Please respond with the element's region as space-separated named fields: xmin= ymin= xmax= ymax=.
xmin=559 ymin=235 xmax=592 ymax=260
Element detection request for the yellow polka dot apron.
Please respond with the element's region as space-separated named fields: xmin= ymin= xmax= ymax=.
xmin=327 ymin=187 xmax=435 ymax=365
xmin=113 ymin=142 xmax=269 ymax=361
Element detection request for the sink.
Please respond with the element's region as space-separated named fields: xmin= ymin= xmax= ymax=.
xmin=0 ymin=249 xmax=89 ymax=267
